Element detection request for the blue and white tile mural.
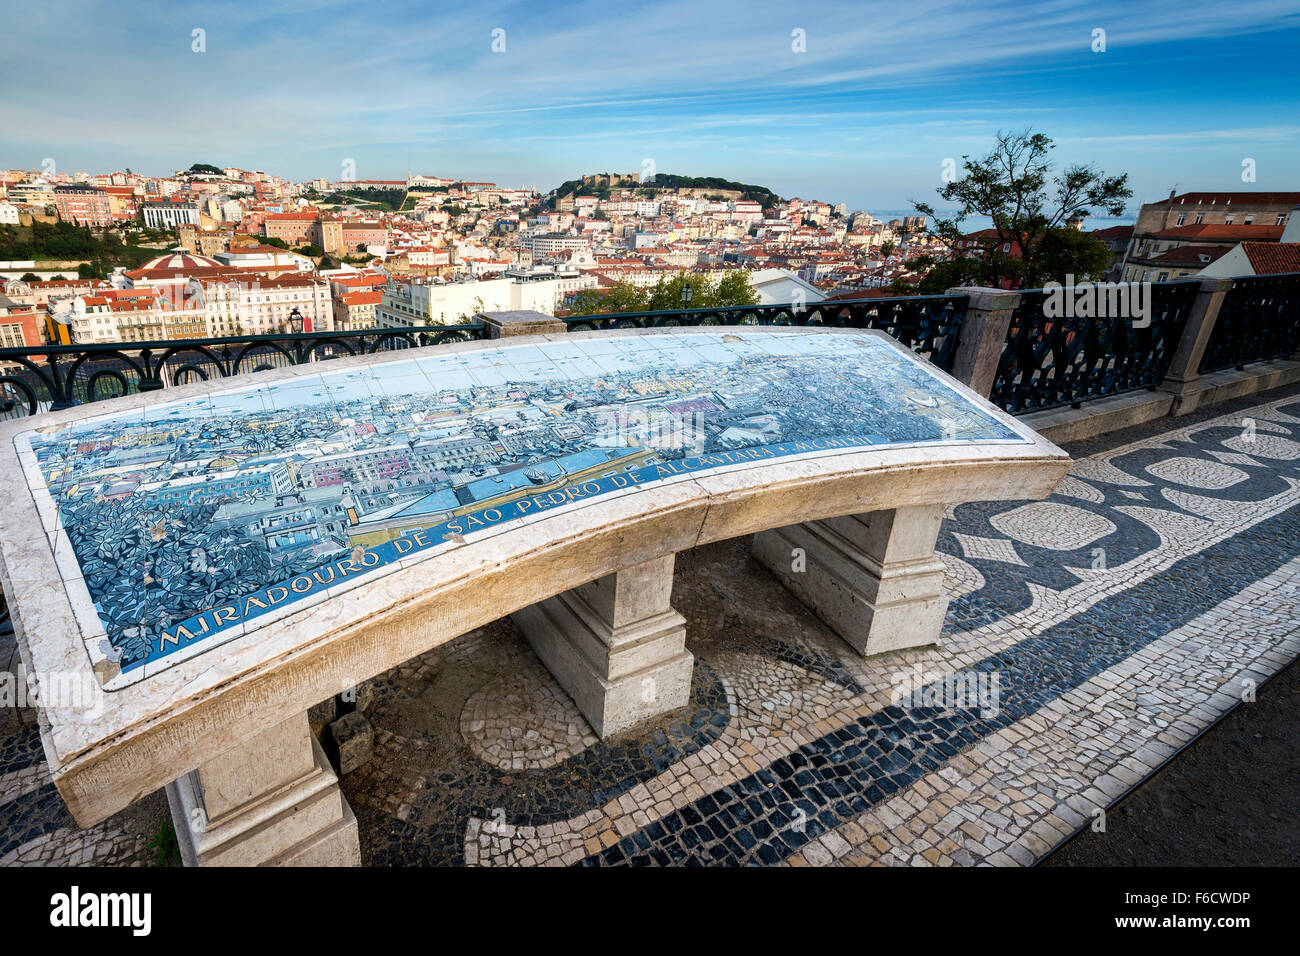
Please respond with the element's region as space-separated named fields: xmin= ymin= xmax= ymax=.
xmin=18 ymin=330 xmax=1025 ymax=685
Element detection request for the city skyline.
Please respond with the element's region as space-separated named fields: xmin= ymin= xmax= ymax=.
xmin=2 ymin=1 xmax=1298 ymax=213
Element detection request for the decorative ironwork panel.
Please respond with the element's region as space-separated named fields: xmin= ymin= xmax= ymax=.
xmin=1199 ymin=272 xmax=1300 ymax=374
xmin=989 ymin=280 xmax=1200 ymax=415
xmin=0 ymin=325 xmax=487 ymax=421
xmin=562 ymin=295 xmax=968 ymax=371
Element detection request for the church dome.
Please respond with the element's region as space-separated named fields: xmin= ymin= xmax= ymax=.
xmin=139 ymin=252 xmax=224 ymax=271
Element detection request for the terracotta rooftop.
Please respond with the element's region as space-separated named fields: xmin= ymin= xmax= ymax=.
xmin=1240 ymin=241 xmax=1300 ymax=276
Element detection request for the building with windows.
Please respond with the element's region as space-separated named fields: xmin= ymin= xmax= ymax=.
xmin=376 ymin=274 xmax=568 ymax=326
xmin=142 ymin=201 xmax=200 ymax=230
xmin=52 ymin=184 xmax=113 ymax=227
xmin=334 ymin=290 xmax=382 ymax=330
xmin=1122 ymin=192 xmax=1300 ymax=279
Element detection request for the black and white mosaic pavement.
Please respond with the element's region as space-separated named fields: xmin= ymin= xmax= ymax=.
xmin=3 ymin=386 xmax=1298 ymax=866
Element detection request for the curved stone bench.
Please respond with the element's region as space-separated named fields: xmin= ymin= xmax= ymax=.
xmin=0 ymin=326 xmax=1068 ymax=865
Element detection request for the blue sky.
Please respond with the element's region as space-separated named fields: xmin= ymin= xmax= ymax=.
xmin=2 ymin=0 xmax=1298 ymax=214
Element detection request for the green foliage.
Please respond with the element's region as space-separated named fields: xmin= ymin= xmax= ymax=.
xmin=551 ymin=173 xmax=782 ymax=210
xmin=911 ymin=129 xmax=1131 ymax=288
xmin=569 ymin=271 xmax=759 ymax=316
xmin=640 ymin=174 xmax=780 ymax=206
xmin=188 ymin=163 xmax=223 ymax=175
xmin=260 ymin=236 xmax=289 ymax=249
xmin=0 ymin=221 xmax=157 ymax=269
xmin=901 ymin=255 xmax=990 ymax=296
xmin=147 ymin=819 xmax=181 ymax=866
xmin=295 ymin=244 xmax=324 ymax=258
xmin=1035 ymin=227 xmax=1112 ymax=284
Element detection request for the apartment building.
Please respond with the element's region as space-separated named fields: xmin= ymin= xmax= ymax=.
xmin=52 ymin=184 xmax=113 ymax=227
xmin=142 ymin=201 xmax=201 ymax=230
xmin=190 ymin=273 xmax=334 ymax=336
xmin=377 ymin=274 xmax=567 ymax=326
xmin=1122 ymin=191 xmax=1300 ymax=280
xmin=334 ymin=290 xmax=382 ymax=330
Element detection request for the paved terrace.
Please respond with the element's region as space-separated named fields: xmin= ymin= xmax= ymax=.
xmin=3 ymin=380 xmax=1297 ymax=866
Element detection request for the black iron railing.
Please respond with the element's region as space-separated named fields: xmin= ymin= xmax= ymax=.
xmin=562 ymin=296 xmax=969 ymax=372
xmin=1199 ymin=272 xmax=1300 ymax=374
xmin=0 ymin=324 xmax=487 ymax=419
xmin=990 ymin=280 xmax=1201 ymax=415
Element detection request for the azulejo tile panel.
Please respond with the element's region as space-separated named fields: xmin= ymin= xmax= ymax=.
xmin=17 ymin=331 xmax=1022 ymax=687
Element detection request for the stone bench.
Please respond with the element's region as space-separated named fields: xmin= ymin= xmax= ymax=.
xmin=0 ymin=326 xmax=1068 ymax=865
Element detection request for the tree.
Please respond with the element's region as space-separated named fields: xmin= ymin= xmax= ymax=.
xmin=712 ymin=270 xmax=759 ymax=307
xmin=570 ymin=271 xmax=759 ymax=316
xmin=20 ymin=272 xmax=39 ymax=282
xmin=899 ymin=255 xmax=986 ymax=296
xmin=570 ymin=279 xmax=648 ymax=315
xmin=880 ymin=240 xmax=896 ymax=257
xmin=912 ymin=129 xmax=1131 ymax=288
xmin=1034 ymin=226 xmax=1111 ymax=284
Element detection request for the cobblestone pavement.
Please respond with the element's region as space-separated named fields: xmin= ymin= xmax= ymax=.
xmin=3 ymin=385 xmax=1298 ymax=866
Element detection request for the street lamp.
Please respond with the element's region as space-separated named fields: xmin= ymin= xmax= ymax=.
xmin=288 ymin=307 xmax=305 ymax=334
xmin=680 ymin=281 xmax=693 ymax=320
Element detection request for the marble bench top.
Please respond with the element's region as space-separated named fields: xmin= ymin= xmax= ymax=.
xmin=0 ymin=326 xmax=1069 ymax=824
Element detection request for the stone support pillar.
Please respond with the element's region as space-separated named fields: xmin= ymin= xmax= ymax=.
xmin=165 ymin=712 xmax=360 ymax=867
xmin=512 ymin=555 xmax=693 ymax=737
xmin=754 ymin=505 xmax=949 ymax=656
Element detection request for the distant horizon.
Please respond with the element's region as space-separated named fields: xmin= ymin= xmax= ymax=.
xmin=2 ymin=162 xmax=1147 ymax=226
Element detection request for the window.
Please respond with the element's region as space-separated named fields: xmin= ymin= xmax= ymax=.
xmin=1194 ymin=213 xmax=1205 ymax=224
xmin=1175 ymin=214 xmax=1185 ymax=226
xmin=1278 ymin=213 xmax=1288 ymax=226
xmin=1244 ymin=214 xmax=1255 ymax=225
xmin=1224 ymin=214 xmax=1235 ymax=225
xmin=1157 ymin=272 xmax=1169 ymax=281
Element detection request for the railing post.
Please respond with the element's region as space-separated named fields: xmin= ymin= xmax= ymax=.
xmin=945 ymin=286 xmax=1020 ymax=398
xmin=1157 ymin=277 xmax=1233 ymax=416
xmin=476 ymin=310 xmax=566 ymax=338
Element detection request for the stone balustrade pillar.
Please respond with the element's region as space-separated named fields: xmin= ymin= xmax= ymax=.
xmin=512 ymin=555 xmax=694 ymax=737
xmin=476 ymin=309 xmax=567 ymax=338
xmin=1157 ymin=277 xmax=1233 ymax=415
xmin=945 ymin=287 xmax=1021 ymax=398
xmin=165 ymin=712 xmax=360 ymax=866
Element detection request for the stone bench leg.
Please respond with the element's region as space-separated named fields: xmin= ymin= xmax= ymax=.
xmin=512 ymin=554 xmax=694 ymax=738
xmin=753 ymin=504 xmax=949 ymax=656
xmin=165 ymin=712 xmax=360 ymax=867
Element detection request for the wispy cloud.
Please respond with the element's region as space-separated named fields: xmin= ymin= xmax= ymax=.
xmin=1 ymin=0 xmax=1297 ymax=209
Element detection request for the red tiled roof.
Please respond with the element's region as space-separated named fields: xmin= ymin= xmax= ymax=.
xmin=1241 ymin=242 xmax=1300 ymax=276
xmin=1166 ymin=192 xmax=1300 ymax=206
xmin=339 ymin=291 xmax=382 ymax=305
xmin=1151 ymin=224 xmax=1284 ymax=241
xmin=1146 ymin=245 xmax=1228 ymax=265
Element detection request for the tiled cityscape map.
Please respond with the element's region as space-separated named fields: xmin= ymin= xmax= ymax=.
xmin=18 ymin=330 xmax=1025 ymax=686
